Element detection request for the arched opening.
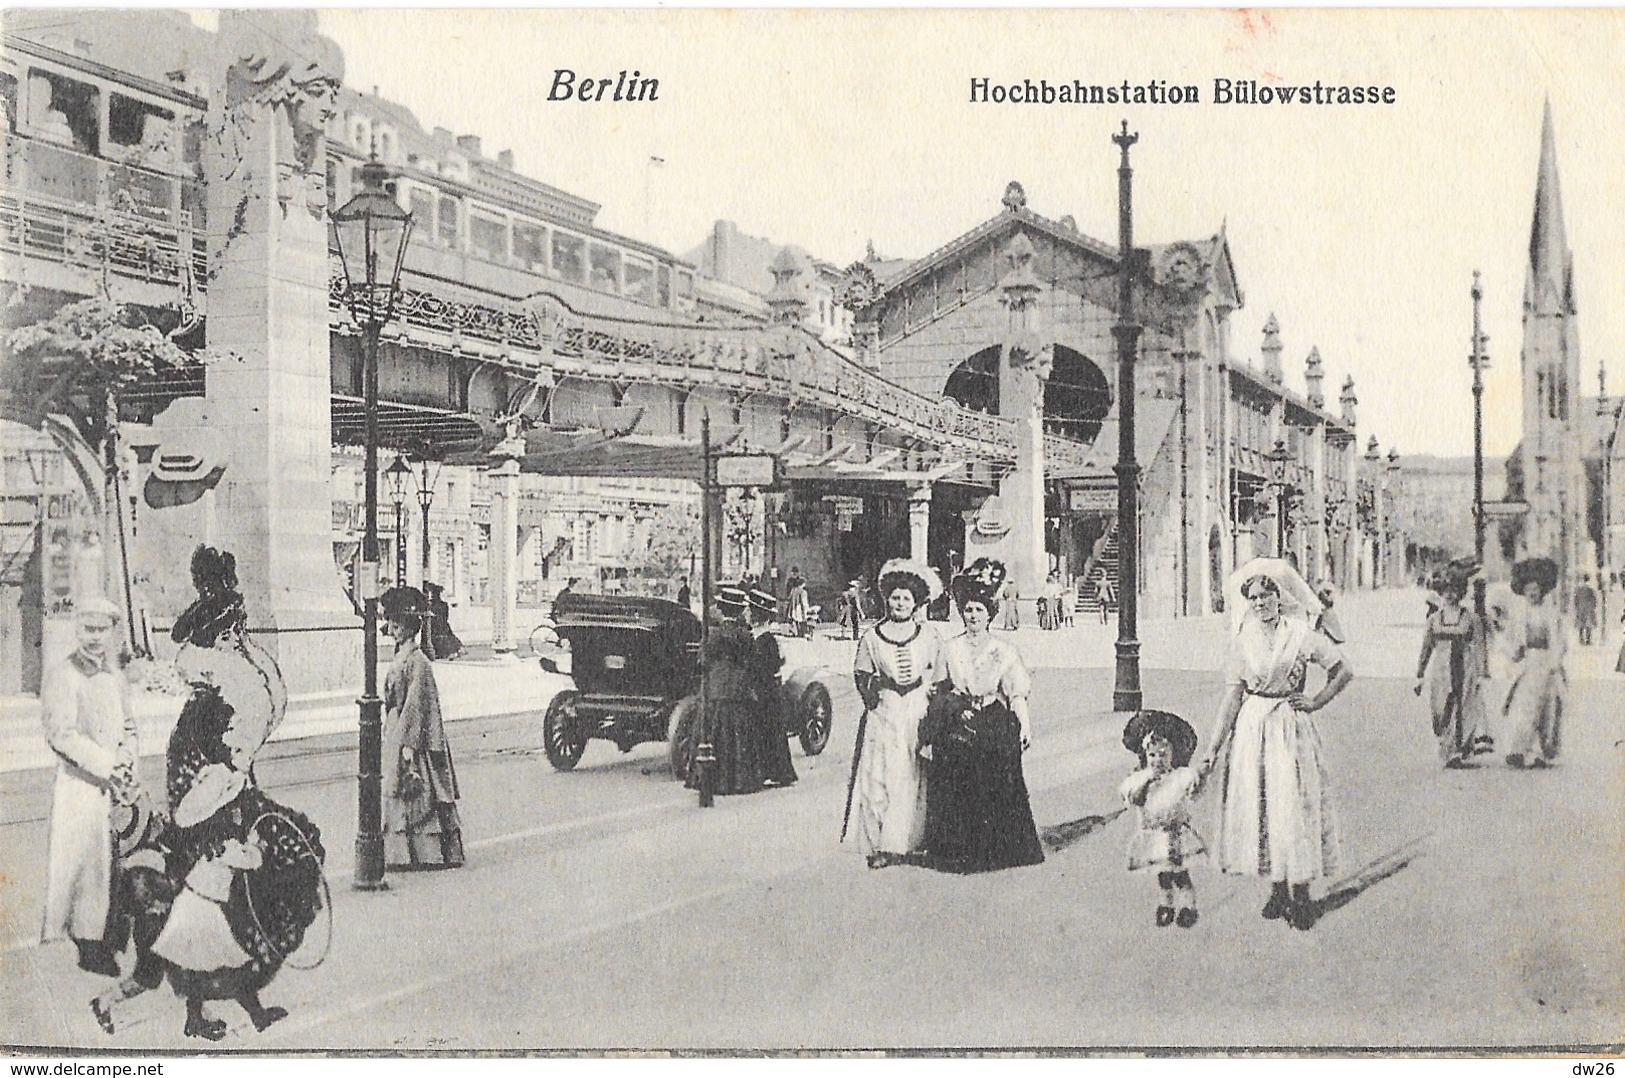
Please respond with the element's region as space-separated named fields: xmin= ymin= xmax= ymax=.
xmin=942 ymin=346 xmax=1000 ymax=415
xmin=941 ymin=345 xmax=1111 ymax=442
xmin=1045 ymin=345 xmax=1111 ymax=443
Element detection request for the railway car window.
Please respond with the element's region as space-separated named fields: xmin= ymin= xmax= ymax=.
xmin=108 ymin=93 xmax=174 ymax=168
xmin=436 ymin=195 xmax=459 ymax=249
xmin=470 ymin=213 xmax=507 ymax=262
xmin=657 ymin=264 xmax=672 ymax=307
xmin=623 ymin=258 xmax=655 ymax=304
xmin=552 ymin=232 xmax=586 ymax=283
xmin=676 ymin=269 xmax=695 ymax=305
xmin=28 ymin=69 xmax=98 ymax=155
xmin=513 ymin=221 xmax=548 ymax=272
xmin=589 ymin=244 xmax=622 ymax=294
xmin=2 ymin=73 xmax=17 ymax=133
xmin=407 ymin=187 xmax=434 ymax=232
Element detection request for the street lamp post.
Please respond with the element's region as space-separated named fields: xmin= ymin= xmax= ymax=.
xmin=331 ymin=157 xmax=414 ymax=892
xmin=1386 ymin=447 xmax=1402 ymax=584
xmin=416 ymin=457 xmax=438 ymax=652
xmin=1469 ymin=272 xmax=1490 ymax=621
xmin=1111 ymin=119 xmax=1144 ymax=714
xmin=386 ymin=454 xmax=411 ymax=587
xmin=1265 ymin=439 xmax=1294 ymax=559
xmin=1365 ymin=437 xmax=1382 ymax=586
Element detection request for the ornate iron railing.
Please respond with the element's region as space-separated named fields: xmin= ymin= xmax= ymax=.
xmin=0 ymin=191 xmax=208 ymax=292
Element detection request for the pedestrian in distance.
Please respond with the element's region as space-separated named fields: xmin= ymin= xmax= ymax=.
xmin=1413 ymin=563 xmax=1493 ymax=768
xmin=1194 ymin=558 xmax=1353 ymax=931
xmin=848 ymin=559 xmax=942 ymax=869
xmin=423 ymin=582 xmax=464 ymax=661
xmin=1574 ymin=575 xmax=1597 ymax=646
xmin=840 ymin=579 xmax=864 ymax=641
xmin=1119 ymin=710 xmax=1205 ymax=928
xmin=381 ymin=587 xmax=465 ymax=868
xmin=919 ymin=559 xmax=1043 ymax=874
xmin=1059 ymin=575 xmax=1075 ymax=627
xmin=40 ymin=596 xmax=139 ymax=979
xmin=1502 ymin=557 xmax=1566 ymax=769
xmin=1095 ymin=567 xmax=1115 ymax=625
xmin=1315 ymin=584 xmax=1346 ymax=644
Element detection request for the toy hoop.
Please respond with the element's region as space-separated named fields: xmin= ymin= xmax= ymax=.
xmin=245 ymin=809 xmax=332 ymax=971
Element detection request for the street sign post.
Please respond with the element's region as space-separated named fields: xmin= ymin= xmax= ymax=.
xmin=715 ymin=454 xmax=779 ymax=488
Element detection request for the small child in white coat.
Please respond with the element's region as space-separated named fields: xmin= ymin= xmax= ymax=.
xmin=1119 ymin=710 xmax=1206 ymax=929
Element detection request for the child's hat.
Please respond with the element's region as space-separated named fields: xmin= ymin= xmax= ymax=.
xmin=174 ymin=763 xmax=248 ymax=828
xmin=1121 ymin=709 xmax=1198 ymax=768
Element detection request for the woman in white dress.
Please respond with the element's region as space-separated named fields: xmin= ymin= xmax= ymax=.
xmin=851 ymin=559 xmax=942 ymax=868
xmin=1196 ymin=558 xmax=1354 ymax=931
xmin=1501 ymin=557 xmax=1566 ymax=769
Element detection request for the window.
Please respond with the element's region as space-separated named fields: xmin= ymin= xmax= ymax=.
xmin=552 ymin=232 xmax=586 ymax=282
xmin=436 ymin=195 xmax=459 ymax=248
xmin=470 ymin=213 xmax=507 ymax=262
xmin=657 ymin=264 xmax=672 ymax=307
xmin=28 ymin=69 xmax=98 ymax=154
xmin=589 ymin=244 xmax=622 ymax=293
xmin=108 ymin=93 xmax=174 ymax=167
xmin=676 ymin=269 xmax=695 ymax=302
xmin=407 ymin=187 xmax=434 ymax=231
xmin=623 ymin=258 xmax=655 ymax=304
xmin=513 ymin=221 xmax=548 ymax=272
xmin=2 ymin=72 xmax=18 ymax=133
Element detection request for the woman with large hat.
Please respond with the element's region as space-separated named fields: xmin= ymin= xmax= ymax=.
xmin=744 ymin=587 xmax=798 ymax=788
xmin=1501 ymin=557 xmax=1566 ymax=768
xmin=850 ymin=559 xmax=943 ymax=868
xmin=685 ymin=585 xmax=774 ymax=795
xmin=1195 ymin=557 xmax=1353 ymax=931
xmin=920 ymin=558 xmax=1044 ymax=873
xmin=381 ymin=585 xmax=465 ymax=867
xmin=1412 ymin=561 xmax=1492 ymax=768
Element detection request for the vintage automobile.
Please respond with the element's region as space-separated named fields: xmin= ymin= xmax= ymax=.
xmin=536 ymin=592 xmax=834 ymax=773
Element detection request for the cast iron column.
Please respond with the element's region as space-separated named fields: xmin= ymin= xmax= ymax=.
xmin=1111 ymin=120 xmax=1143 ymax=713
xmin=355 ymin=308 xmax=385 ymax=890
xmin=1470 ymin=272 xmax=1489 ymax=622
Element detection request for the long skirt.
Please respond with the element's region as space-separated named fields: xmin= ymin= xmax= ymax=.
xmin=384 ymin=749 xmax=465 ymax=867
xmin=854 ymin=689 xmax=928 ymax=856
xmin=1217 ymin=695 xmax=1340 ymax=884
xmin=924 ymin=711 xmax=1043 ymax=873
xmin=685 ymin=696 xmax=769 ymax=795
xmin=1425 ymin=643 xmax=1487 ymax=764
xmin=1502 ymin=650 xmax=1564 ymax=762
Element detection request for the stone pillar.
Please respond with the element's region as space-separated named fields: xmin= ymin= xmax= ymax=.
xmin=908 ymin=485 xmax=932 ymax=564
xmin=487 ymin=448 xmax=521 ymax=653
xmin=199 ymin=15 xmax=352 ymax=692
xmin=986 ymin=234 xmax=1049 ymax=621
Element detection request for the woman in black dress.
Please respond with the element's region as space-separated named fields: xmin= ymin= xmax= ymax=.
xmin=922 ymin=559 xmax=1044 ymax=873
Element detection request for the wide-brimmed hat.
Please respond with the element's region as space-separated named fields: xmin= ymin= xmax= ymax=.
xmin=379 ymin=585 xmax=427 ymax=620
xmin=877 ymin=558 xmax=943 ymax=603
xmin=74 ymin=596 xmax=123 ymax=624
xmin=111 ymin=790 xmax=165 ymax=859
xmin=953 ymin=558 xmax=1007 ymax=608
xmin=1511 ymin=557 xmax=1558 ymax=597
xmin=716 ymin=585 xmax=748 ymax=612
xmin=173 ymin=763 xmax=248 ymax=829
xmin=1121 ymin=710 xmax=1198 ymax=768
xmin=746 ymin=588 xmax=778 ymax=614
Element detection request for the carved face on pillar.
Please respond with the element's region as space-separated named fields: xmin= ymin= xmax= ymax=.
xmin=1006 ymin=335 xmax=1053 ymax=382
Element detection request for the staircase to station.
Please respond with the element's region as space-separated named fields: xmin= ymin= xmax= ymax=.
xmin=1077 ymin=523 xmax=1121 ymax=618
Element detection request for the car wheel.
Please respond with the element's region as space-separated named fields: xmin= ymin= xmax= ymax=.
xmin=797 ymin=682 xmax=833 ymax=756
xmin=543 ymin=690 xmax=587 ymax=771
xmin=668 ymin=695 xmax=700 ymax=780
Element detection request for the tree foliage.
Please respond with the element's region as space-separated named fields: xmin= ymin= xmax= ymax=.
xmin=629 ymin=501 xmax=702 ymax=580
xmin=2 ymin=298 xmax=202 ymax=449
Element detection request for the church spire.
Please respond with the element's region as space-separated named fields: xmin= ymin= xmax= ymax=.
xmin=1526 ymin=100 xmax=1574 ymax=316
